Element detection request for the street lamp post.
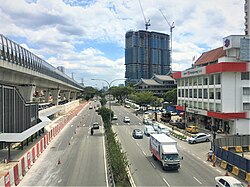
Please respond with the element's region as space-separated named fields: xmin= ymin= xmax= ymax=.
xmin=91 ymin=78 xmax=125 ymax=123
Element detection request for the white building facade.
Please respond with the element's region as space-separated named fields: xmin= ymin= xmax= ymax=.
xmin=173 ymin=35 xmax=250 ymax=135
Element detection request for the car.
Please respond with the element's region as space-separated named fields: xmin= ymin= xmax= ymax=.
xmin=188 ymin=133 xmax=211 ymax=144
xmin=144 ymin=125 xmax=156 ymax=136
xmin=186 ymin=125 xmax=199 ymax=133
xmin=169 ymin=111 xmax=177 ymax=116
xmin=123 ymin=116 xmax=130 ymax=123
xmin=125 ymin=105 xmax=130 ymax=108
xmin=92 ymin=122 xmax=99 ymax=129
xmin=132 ymin=129 xmax=143 ymax=139
xmin=215 ymin=176 xmax=244 ymax=187
xmin=157 ymin=124 xmax=170 ymax=136
xmin=112 ymin=115 xmax=118 ymax=120
xmin=176 ymin=122 xmax=186 ymax=129
xmin=89 ymin=105 xmax=93 ymax=109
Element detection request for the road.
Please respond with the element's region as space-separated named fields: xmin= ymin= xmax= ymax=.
xmin=111 ymin=103 xmax=226 ymax=187
xmin=19 ymin=102 xmax=108 ymax=186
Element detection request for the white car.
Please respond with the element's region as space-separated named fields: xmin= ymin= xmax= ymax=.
xmin=144 ymin=125 xmax=156 ymax=136
xmin=157 ymin=124 xmax=170 ymax=136
xmin=123 ymin=116 xmax=130 ymax=123
xmin=169 ymin=111 xmax=177 ymax=116
xmin=188 ymin=133 xmax=211 ymax=144
xmin=215 ymin=176 xmax=244 ymax=187
xmin=112 ymin=115 xmax=118 ymax=120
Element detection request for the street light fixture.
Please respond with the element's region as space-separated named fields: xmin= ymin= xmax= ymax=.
xmin=91 ymin=78 xmax=125 ymax=123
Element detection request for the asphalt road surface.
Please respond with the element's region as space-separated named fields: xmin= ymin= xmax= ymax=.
xmin=19 ymin=102 xmax=108 ymax=186
xmin=111 ymin=103 xmax=227 ymax=187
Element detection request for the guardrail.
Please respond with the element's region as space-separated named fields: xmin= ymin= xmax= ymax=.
xmin=0 ymin=34 xmax=84 ymax=90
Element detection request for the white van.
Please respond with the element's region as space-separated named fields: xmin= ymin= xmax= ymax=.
xmin=157 ymin=124 xmax=170 ymax=136
xmin=144 ymin=125 xmax=156 ymax=136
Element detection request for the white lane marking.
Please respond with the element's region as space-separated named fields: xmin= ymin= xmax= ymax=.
xmin=203 ymin=161 xmax=207 ymax=164
xmin=127 ymin=166 xmax=136 ymax=187
xmin=216 ymin=169 xmax=222 ymax=173
xmin=102 ymin=126 xmax=109 ymax=187
xmin=136 ymin=143 xmax=139 ymax=146
xmin=197 ymin=157 xmax=201 ymax=160
xmin=192 ymin=153 xmax=195 ymax=156
xmin=150 ymin=162 xmax=156 ymax=169
xmin=71 ymin=125 xmax=74 ymax=127
xmin=193 ymin=177 xmax=202 ymax=184
xmin=162 ymin=178 xmax=170 ymax=187
xmin=142 ymin=151 xmax=146 ymax=156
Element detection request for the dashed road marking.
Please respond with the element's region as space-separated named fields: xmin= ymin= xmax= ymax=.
xmin=162 ymin=178 xmax=170 ymax=187
xmin=142 ymin=151 xmax=146 ymax=156
xmin=216 ymin=169 xmax=222 ymax=173
xmin=150 ymin=162 xmax=156 ymax=168
xmin=193 ymin=177 xmax=202 ymax=184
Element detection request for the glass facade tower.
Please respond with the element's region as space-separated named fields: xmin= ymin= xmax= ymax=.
xmin=125 ymin=30 xmax=170 ymax=85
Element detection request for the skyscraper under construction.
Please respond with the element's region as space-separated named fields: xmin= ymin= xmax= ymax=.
xmin=125 ymin=30 xmax=170 ymax=85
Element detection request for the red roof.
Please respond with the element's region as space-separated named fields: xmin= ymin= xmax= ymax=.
xmin=194 ymin=47 xmax=226 ymax=66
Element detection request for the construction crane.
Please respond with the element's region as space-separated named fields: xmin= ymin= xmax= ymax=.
xmin=138 ymin=0 xmax=150 ymax=30
xmin=159 ymin=9 xmax=175 ymax=73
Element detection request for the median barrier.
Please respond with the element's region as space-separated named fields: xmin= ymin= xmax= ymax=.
xmin=246 ymin=173 xmax=250 ymax=182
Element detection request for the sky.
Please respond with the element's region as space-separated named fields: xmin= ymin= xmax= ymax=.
xmin=0 ymin=0 xmax=245 ymax=88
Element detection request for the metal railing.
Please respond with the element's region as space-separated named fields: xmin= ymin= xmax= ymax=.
xmin=0 ymin=34 xmax=84 ymax=90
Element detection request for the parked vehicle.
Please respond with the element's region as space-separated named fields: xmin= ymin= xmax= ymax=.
xmin=169 ymin=111 xmax=177 ymax=116
xmin=157 ymin=124 xmax=170 ymax=136
xmin=150 ymin=134 xmax=182 ymax=170
xmin=215 ymin=176 xmax=244 ymax=187
xmin=89 ymin=105 xmax=93 ymax=109
xmin=161 ymin=112 xmax=171 ymax=123
xmin=186 ymin=125 xmax=199 ymax=133
xmin=92 ymin=122 xmax=99 ymax=129
xmin=123 ymin=116 xmax=130 ymax=123
xmin=132 ymin=129 xmax=143 ymax=139
xmin=112 ymin=115 xmax=118 ymax=120
xmin=188 ymin=133 xmax=211 ymax=144
xmin=144 ymin=125 xmax=156 ymax=136
xmin=176 ymin=122 xmax=186 ymax=129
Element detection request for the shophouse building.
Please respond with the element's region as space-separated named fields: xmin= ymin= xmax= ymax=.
xmin=173 ymin=35 xmax=250 ymax=135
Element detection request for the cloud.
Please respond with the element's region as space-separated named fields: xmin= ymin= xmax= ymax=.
xmin=0 ymin=0 xmax=245 ymax=88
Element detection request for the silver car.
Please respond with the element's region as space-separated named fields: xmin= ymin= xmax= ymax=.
xmin=188 ymin=133 xmax=211 ymax=144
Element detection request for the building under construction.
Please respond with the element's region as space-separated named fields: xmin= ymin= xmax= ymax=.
xmin=125 ymin=30 xmax=170 ymax=85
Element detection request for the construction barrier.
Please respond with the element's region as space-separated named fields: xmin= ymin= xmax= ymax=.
xmin=220 ymin=160 xmax=227 ymax=169
xmin=13 ymin=164 xmax=20 ymax=186
xmin=235 ymin=146 xmax=243 ymax=153
xmin=4 ymin=172 xmax=10 ymax=187
xmin=232 ymin=166 xmax=239 ymax=176
xmin=246 ymin=173 xmax=250 ymax=182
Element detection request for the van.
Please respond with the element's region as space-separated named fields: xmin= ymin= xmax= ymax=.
xmin=144 ymin=125 xmax=156 ymax=136
xmin=157 ymin=124 xmax=170 ymax=136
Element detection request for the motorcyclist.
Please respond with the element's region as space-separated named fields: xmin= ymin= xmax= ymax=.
xmin=91 ymin=127 xmax=94 ymax=135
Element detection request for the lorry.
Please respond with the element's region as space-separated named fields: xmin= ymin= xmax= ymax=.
xmin=150 ymin=134 xmax=182 ymax=170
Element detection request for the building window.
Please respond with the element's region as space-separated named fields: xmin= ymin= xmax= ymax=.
xmin=243 ymin=103 xmax=250 ymax=111
xmin=216 ymin=103 xmax=221 ymax=112
xmin=209 ymin=88 xmax=214 ymax=99
xmin=198 ymin=102 xmax=202 ymax=109
xmin=194 ymin=89 xmax=197 ymax=98
xmin=243 ymin=87 xmax=250 ymax=95
xmin=203 ymin=77 xmax=208 ymax=85
xmin=189 ymin=78 xmax=192 ymax=86
xmin=193 ymin=101 xmax=197 ymax=109
xmin=241 ymin=72 xmax=250 ymax=80
xmin=209 ymin=75 xmax=214 ymax=85
xmin=215 ymin=74 xmax=221 ymax=84
xmin=189 ymin=89 xmax=193 ymax=98
xmin=198 ymin=76 xmax=202 ymax=85
xmin=181 ymin=89 xmax=184 ymax=97
xmin=203 ymin=102 xmax=208 ymax=110
xmin=204 ymin=89 xmax=208 ymax=99
xmin=185 ymin=89 xmax=188 ymax=98
xmin=209 ymin=103 xmax=214 ymax=111
xmin=193 ymin=77 xmax=197 ymax=86
xmin=198 ymin=89 xmax=202 ymax=98
xmin=215 ymin=88 xmax=221 ymax=100
xmin=184 ymin=79 xmax=188 ymax=86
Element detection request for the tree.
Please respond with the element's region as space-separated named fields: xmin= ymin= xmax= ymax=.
xmin=109 ymin=86 xmax=135 ymax=103
xmin=130 ymin=91 xmax=157 ymax=107
xmin=83 ymin=86 xmax=98 ymax=100
xmin=163 ymin=88 xmax=177 ymax=104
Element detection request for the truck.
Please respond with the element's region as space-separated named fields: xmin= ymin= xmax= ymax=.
xmin=150 ymin=134 xmax=182 ymax=170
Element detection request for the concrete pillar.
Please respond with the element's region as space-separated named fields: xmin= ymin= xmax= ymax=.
xmin=44 ymin=89 xmax=50 ymax=103
xmin=64 ymin=90 xmax=71 ymax=101
xmin=51 ymin=88 xmax=60 ymax=105
xmin=71 ymin=92 xmax=77 ymax=101
xmin=16 ymin=84 xmax=36 ymax=102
